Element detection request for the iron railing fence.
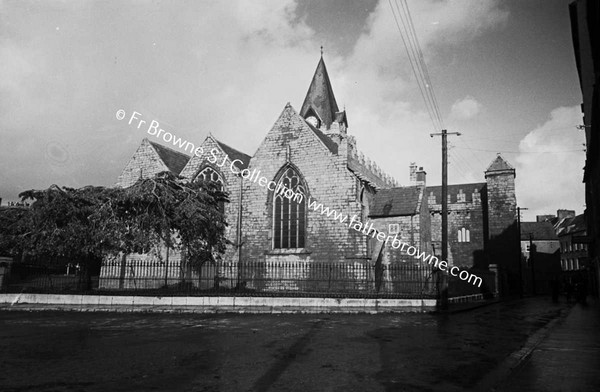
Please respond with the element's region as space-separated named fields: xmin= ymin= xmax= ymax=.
xmin=1 ymin=263 xmax=98 ymax=293
xmin=3 ymin=260 xmax=439 ymax=299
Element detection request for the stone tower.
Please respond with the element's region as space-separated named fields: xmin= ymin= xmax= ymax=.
xmin=485 ymin=154 xmax=518 ymax=295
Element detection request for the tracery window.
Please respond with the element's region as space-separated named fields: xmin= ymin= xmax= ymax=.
xmin=196 ymin=167 xmax=225 ymax=212
xmin=273 ymin=167 xmax=306 ymax=249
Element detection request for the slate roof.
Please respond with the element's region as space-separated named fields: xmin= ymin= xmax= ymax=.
xmin=148 ymin=141 xmax=190 ymax=175
xmin=369 ymin=187 xmax=422 ymax=217
xmin=486 ymin=154 xmax=515 ymax=172
xmin=215 ymin=139 xmax=251 ymax=169
xmin=306 ymin=121 xmax=338 ymax=154
xmin=520 ymin=222 xmax=558 ymax=240
xmin=299 ymin=57 xmax=339 ymax=129
xmin=427 ymin=183 xmax=486 ymax=204
xmin=555 ymin=214 xmax=587 ymax=236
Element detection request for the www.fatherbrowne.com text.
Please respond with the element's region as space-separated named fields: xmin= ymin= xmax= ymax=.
xmin=119 ymin=109 xmax=483 ymax=288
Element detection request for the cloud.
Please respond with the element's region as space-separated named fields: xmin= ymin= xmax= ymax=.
xmin=0 ymin=0 xmax=316 ymax=200
xmin=0 ymin=0 xmax=509 ymax=201
xmin=450 ymin=96 xmax=482 ymax=119
xmin=515 ymin=106 xmax=585 ymax=219
xmin=335 ymin=0 xmax=508 ymax=184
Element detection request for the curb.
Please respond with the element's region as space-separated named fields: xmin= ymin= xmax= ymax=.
xmin=444 ymin=298 xmax=502 ymax=314
xmin=0 ymin=303 xmax=432 ymax=314
xmin=0 ymin=294 xmax=438 ymax=314
xmin=474 ymin=304 xmax=573 ymax=391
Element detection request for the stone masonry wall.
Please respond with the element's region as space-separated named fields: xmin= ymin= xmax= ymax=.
xmin=179 ymin=136 xmax=244 ymax=265
xmin=485 ymin=169 xmax=518 ymax=295
xmin=429 ymin=188 xmax=486 ymax=268
xmin=240 ymin=104 xmax=364 ymax=265
xmin=486 ymin=171 xmax=517 ymax=266
xmin=116 ymin=138 xmax=172 ymax=188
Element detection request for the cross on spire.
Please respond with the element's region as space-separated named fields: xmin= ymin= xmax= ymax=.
xmin=320 ymin=45 xmax=323 ymax=57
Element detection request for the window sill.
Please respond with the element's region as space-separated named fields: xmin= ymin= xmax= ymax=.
xmin=266 ymin=248 xmax=312 ymax=255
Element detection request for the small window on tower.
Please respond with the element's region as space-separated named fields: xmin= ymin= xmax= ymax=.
xmin=388 ymin=223 xmax=400 ymax=234
xmin=458 ymin=227 xmax=470 ymax=242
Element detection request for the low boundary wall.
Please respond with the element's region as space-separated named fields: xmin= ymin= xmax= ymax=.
xmin=0 ymin=293 xmax=437 ymax=313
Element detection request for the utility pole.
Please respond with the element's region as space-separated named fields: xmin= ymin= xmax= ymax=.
xmin=529 ymin=233 xmax=536 ymax=295
xmin=517 ymin=207 xmax=528 ymax=297
xmin=236 ymin=172 xmax=244 ymax=288
xmin=430 ymin=129 xmax=461 ymax=309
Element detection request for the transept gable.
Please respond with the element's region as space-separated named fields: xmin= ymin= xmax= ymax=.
xmin=115 ymin=138 xmax=187 ymax=188
xmin=251 ymin=103 xmax=339 ymax=165
xmin=147 ymin=139 xmax=190 ymax=175
xmin=179 ymin=134 xmax=250 ymax=182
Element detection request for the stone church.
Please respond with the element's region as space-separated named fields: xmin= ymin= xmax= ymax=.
xmin=103 ymin=56 xmax=518 ymax=295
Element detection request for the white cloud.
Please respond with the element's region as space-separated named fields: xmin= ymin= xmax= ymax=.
xmin=335 ymin=0 xmax=508 ymax=184
xmin=0 ymin=0 xmax=317 ymax=199
xmin=515 ymin=106 xmax=585 ymax=219
xmin=450 ymin=96 xmax=482 ymax=120
xmin=0 ymin=0 xmax=510 ymax=200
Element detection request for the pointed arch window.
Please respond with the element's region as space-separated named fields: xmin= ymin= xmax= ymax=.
xmin=273 ymin=167 xmax=306 ymax=249
xmin=458 ymin=227 xmax=470 ymax=243
xmin=196 ymin=167 xmax=225 ymax=212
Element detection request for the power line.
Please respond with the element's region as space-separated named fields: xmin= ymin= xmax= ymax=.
xmin=462 ymin=126 xmax=575 ymax=142
xmin=387 ymin=0 xmax=444 ymax=132
xmin=388 ymin=0 xmax=438 ymax=130
xmin=399 ymin=0 xmax=444 ymax=127
xmin=448 ymin=150 xmax=473 ymax=182
xmin=450 ymin=147 xmax=479 ymax=176
xmin=453 ymin=146 xmax=584 ymax=154
xmin=457 ymin=137 xmax=486 ymax=169
xmin=464 ymin=125 xmax=582 ymax=141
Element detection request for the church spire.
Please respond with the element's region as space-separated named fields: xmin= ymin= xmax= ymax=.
xmin=300 ymin=56 xmax=340 ymax=129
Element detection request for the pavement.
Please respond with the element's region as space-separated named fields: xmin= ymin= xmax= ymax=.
xmin=493 ymin=298 xmax=600 ymax=392
xmin=1 ymin=296 xmax=583 ymax=391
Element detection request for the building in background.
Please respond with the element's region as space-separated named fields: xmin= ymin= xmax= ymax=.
xmin=570 ymin=0 xmax=600 ymax=297
xmin=555 ymin=213 xmax=590 ymax=272
xmin=520 ymin=221 xmax=561 ymax=294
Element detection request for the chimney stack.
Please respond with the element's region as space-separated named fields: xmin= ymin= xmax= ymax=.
xmin=416 ymin=167 xmax=426 ymax=186
xmin=557 ymin=209 xmax=576 ymax=220
xmin=409 ymin=162 xmax=418 ymax=185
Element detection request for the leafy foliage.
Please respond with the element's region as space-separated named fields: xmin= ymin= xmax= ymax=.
xmin=0 ymin=171 xmax=229 ymax=269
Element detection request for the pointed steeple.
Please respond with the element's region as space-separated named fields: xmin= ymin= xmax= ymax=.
xmin=300 ymin=56 xmax=340 ymax=129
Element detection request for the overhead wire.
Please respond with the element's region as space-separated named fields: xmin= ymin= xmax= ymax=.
xmin=457 ymin=137 xmax=487 ymax=169
xmin=452 ymin=146 xmax=584 ymax=154
xmin=399 ymin=0 xmax=444 ymax=129
xmin=469 ymin=125 xmax=583 ymax=139
xmin=388 ymin=0 xmax=443 ymax=132
xmin=447 ymin=151 xmax=472 ymax=183
xmin=448 ymin=144 xmax=478 ymax=179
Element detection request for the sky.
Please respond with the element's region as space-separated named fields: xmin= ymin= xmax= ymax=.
xmin=0 ymin=0 xmax=586 ymax=221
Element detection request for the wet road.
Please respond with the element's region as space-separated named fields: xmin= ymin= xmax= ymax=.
xmin=0 ymin=298 xmax=567 ymax=392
